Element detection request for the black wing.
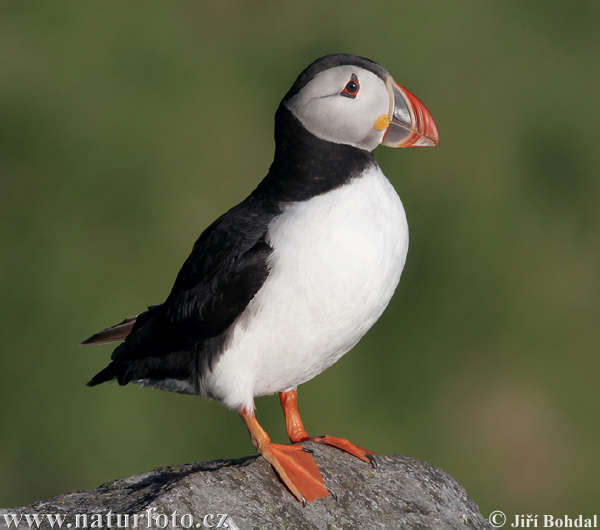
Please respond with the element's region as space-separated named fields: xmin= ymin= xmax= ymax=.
xmin=87 ymin=194 xmax=280 ymax=389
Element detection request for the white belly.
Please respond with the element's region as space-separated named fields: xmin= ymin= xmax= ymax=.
xmin=205 ymin=165 xmax=408 ymax=411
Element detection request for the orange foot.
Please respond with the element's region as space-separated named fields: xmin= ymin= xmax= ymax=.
xmin=240 ymin=409 xmax=330 ymax=504
xmin=280 ymin=390 xmax=377 ymax=467
xmin=260 ymin=442 xmax=330 ymax=503
xmin=305 ymin=434 xmax=377 ymax=467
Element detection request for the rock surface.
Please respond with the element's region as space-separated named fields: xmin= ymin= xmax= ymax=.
xmin=1 ymin=443 xmax=494 ymax=529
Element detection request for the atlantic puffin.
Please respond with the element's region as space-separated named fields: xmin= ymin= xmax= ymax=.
xmin=83 ymin=54 xmax=439 ymax=504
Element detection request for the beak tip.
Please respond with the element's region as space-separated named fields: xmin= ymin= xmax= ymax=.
xmin=403 ymin=90 xmax=439 ymax=148
xmin=383 ymin=80 xmax=439 ymax=148
xmin=424 ymin=125 xmax=440 ymax=147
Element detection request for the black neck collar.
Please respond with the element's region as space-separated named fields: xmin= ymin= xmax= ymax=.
xmin=254 ymin=105 xmax=376 ymax=203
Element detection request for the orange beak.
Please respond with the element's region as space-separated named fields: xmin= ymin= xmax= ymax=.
xmin=381 ymin=77 xmax=439 ymax=148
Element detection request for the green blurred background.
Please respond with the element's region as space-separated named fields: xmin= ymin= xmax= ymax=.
xmin=1 ymin=0 xmax=599 ymax=519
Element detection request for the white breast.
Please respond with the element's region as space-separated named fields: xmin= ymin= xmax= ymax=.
xmin=205 ymin=165 xmax=408 ymax=412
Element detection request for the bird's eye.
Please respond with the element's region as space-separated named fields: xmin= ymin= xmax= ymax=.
xmin=340 ymin=74 xmax=360 ymax=99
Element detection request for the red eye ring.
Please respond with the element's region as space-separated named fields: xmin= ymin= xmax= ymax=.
xmin=340 ymin=73 xmax=360 ymax=99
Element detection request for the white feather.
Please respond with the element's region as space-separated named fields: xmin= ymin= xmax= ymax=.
xmin=285 ymin=66 xmax=390 ymax=152
xmin=205 ymin=164 xmax=408 ymax=412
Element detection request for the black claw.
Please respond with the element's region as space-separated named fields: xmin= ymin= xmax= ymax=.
xmin=365 ymin=453 xmax=377 ymax=468
xmin=326 ymin=487 xmax=338 ymax=501
xmin=300 ymin=494 xmax=307 ymax=507
xmin=302 ymin=446 xmax=314 ymax=453
xmin=316 ymin=435 xmax=326 ymax=439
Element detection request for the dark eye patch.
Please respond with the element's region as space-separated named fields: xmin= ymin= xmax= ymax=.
xmin=340 ymin=74 xmax=360 ymax=99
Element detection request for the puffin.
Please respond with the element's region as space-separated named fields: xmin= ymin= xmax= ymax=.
xmin=83 ymin=54 xmax=439 ymax=504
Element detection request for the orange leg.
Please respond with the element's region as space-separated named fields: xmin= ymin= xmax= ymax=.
xmin=240 ymin=408 xmax=330 ymax=504
xmin=280 ymin=389 xmax=377 ymax=467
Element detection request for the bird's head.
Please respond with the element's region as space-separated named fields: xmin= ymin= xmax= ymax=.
xmin=282 ymin=54 xmax=439 ymax=152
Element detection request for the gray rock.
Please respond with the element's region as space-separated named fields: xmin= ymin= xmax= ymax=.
xmin=0 ymin=444 xmax=494 ymax=529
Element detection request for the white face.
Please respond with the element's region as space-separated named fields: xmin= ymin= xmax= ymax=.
xmin=284 ymin=65 xmax=391 ymax=152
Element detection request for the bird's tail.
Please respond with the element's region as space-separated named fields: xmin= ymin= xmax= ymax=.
xmin=86 ymin=363 xmax=118 ymax=387
xmin=80 ymin=315 xmax=138 ymax=346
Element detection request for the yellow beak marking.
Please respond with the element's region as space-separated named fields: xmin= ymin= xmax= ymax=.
xmin=373 ymin=114 xmax=390 ymax=131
